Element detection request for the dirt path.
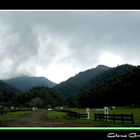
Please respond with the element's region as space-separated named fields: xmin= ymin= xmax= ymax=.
xmin=4 ymin=111 xmax=66 ymax=127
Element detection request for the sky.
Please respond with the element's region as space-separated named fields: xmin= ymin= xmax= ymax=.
xmin=0 ymin=10 xmax=140 ymax=83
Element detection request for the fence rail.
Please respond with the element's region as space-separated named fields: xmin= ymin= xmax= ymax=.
xmin=94 ymin=113 xmax=134 ymax=124
xmin=67 ymin=111 xmax=88 ymax=118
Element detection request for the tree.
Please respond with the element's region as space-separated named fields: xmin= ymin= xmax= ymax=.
xmin=28 ymin=97 xmax=43 ymax=107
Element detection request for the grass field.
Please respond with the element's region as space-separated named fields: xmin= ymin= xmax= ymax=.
xmin=0 ymin=111 xmax=30 ymax=126
xmin=0 ymin=107 xmax=140 ymax=127
xmin=47 ymin=107 xmax=140 ymax=127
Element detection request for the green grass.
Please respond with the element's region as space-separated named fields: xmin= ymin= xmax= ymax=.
xmin=1 ymin=107 xmax=140 ymax=127
xmin=47 ymin=107 xmax=140 ymax=127
xmin=0 ymin=111 xmax=30 ymax=122
xmin=47 ymin=110 xmax=66 ymax=120
xmin=47 ymin=110 xmax=94 ymax=126
xmin=109 ymin=107 xmax=140 ymax=126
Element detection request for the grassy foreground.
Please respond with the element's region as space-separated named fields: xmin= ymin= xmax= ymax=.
xmin=0 ymin=111 xmax=30 ymax=126
xmin=47 ymin=107 xmax=140 ymax=127
xmin=0 ymin=107 xmax=140 ymax=127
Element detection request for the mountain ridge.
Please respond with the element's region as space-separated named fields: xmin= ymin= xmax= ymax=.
xmin=0 ymin=80 xmax=23 ymax=106
xmin=77 ymin=64 xmax=140 ymax=107
xmin=4 ymin=75 xmax=57 ymax=91
xmin=52 ymin=64 xmax=111 ymax=101
xmin=0 ymin=64 xmax=140 ymax=108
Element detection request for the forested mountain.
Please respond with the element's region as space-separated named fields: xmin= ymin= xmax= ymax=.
xmin=1 ymin=64 xmax=140 ymax=108
xmin=52 ymin=65 xmax=110 ymax=102
xmin=18 ymin=86 xmax=60 ymax=107
xmin=0 ymin=80 xmax=23 ymax=106
xmin=76 ymin=64 xmax=140 ymax=107
xmin=4 ymin=75 xmax=56 ymax=91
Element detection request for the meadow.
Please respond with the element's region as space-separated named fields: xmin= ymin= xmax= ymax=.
xmin=47 ymin=107 xmax=140 ymax=127
xmin=0 ymin=107 xmax=140 ymax=127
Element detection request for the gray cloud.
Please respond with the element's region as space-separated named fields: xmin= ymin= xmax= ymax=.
xmin=0 ymin=11 xmax=140 ymax=83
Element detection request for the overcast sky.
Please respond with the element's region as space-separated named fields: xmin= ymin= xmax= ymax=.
xmin=0 ymin=10 xmax=140 ymax=83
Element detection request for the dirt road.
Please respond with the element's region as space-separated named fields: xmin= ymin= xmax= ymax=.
xmin=3 ymin=111 xmax=66 ymax=127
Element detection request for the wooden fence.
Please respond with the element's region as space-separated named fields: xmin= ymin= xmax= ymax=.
xmin=67 ymin=111 xmax=88 ymax=118
xmin=55 ymin=108 xmax=88 ymax=119
xmin=94 ymin=113 xmax=134 ymax=124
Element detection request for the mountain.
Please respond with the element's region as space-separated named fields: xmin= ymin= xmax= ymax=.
xmin=4 ymin=75 xmax=56 ymax=91
xmin=1 ymin=64 xmax=139 ymax=108
xmin=52 ymin=63 xmax=140 ymax=108
xmin=0 ymin=80 xmax=22 ymax=106
xmin=52 ymin=65 xmax=110 ymax=102
xmin=78 ymin=64 xmax=140 ymax=107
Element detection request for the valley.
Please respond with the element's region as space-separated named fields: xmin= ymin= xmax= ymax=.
xmin=0 ymin=64 xmax=140 ymax=127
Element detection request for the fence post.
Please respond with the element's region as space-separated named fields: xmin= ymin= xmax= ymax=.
xmin=131 ymin=113 xmax=134 ymax=124
xmin=121 ymin=114 xmax=124 ymax=123
xmin=94 ymin=113 xmax=96 ymax=121
xmin=113 ymin=114 xmax=115 ymax=123
xmin=86 ymin=108 xmax=90 ymax=120
xmin=78 ymin=113 xmax=80 ymax=119
xmin=104 ymin=107 xmax=109 ymax=121
xmin=105 ymin=114 xmax=107 ymax=122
